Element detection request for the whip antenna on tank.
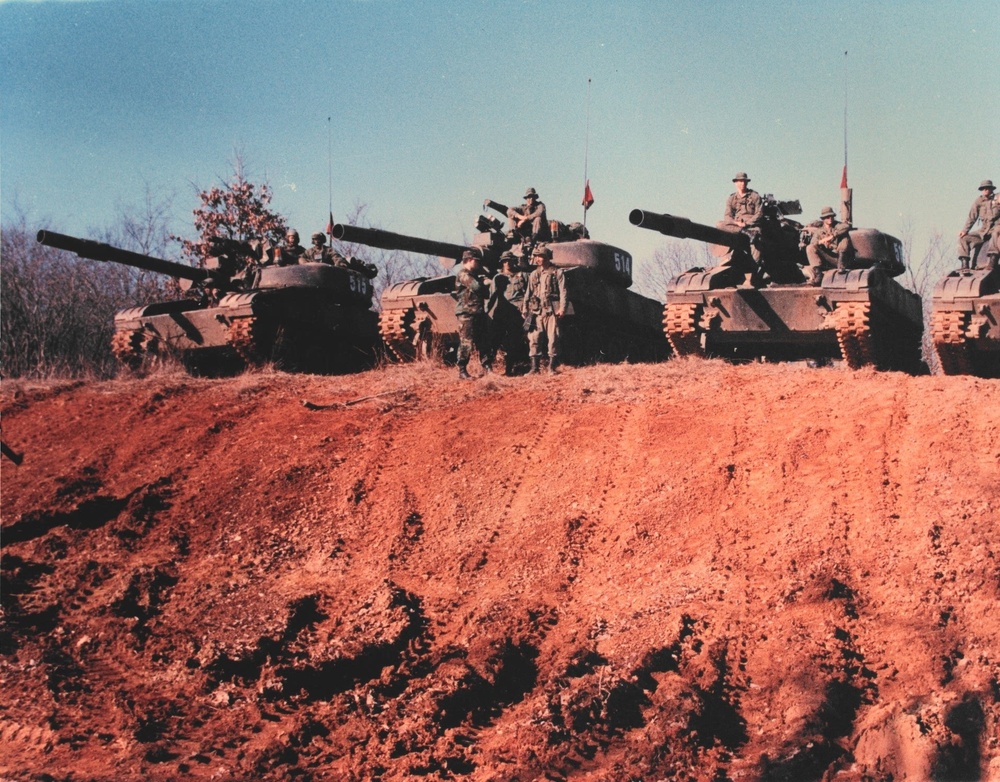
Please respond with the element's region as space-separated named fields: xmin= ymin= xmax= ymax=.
xmin=840 ymin=51 xmax=852 ymax=225
xmin=582 ymin=78 xmax=594 ymax=227
xmin=327 ymin=116 xmax=335 ymax=242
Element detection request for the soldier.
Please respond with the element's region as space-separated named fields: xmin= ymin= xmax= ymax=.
xmin=719 ymin=172 xmax=763 ymax=231
xmin=802 ymin=206 xmax=854 ymax=285
xmin=301 ymin=232 xmax=334 ymax=263
xmin=454 ymin=248 xmax=492 ymax=379
xmin=508 ymin=187 xmax=552 ymax=249
xmin=958 ymin=179 xmax=999 ymax=272
xmin=279 ymin=229 xmax=306 ymax=266
xmin=489 ymin=251 xmax=529 ymax=375
xmin=718 ymin=172 xmax=764 ymax=266
xmin=522 ymin=244 xmax=567 ymax=374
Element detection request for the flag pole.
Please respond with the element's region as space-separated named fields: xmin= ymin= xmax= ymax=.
xmin=583 ymin=78 xmax=592 ymax=227
xmin=327 ymin=116 xmax=335 ymax=241
xmin=840 ymin=51 xmax=852 ymax=224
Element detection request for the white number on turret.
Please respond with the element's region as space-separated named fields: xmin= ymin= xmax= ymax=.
xmin=613 ymin=252 xmax=632 ymax=277
xmin=348 ymin=274 xmax=371 ymax=296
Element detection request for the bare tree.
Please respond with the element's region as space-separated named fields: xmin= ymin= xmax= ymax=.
xmin=898 ymin=218 xmax=955 ymax=371
xmin=632 ymin=238 xmax=715 ymax=301
xmin=1 ymin=193 xmax=176 ymax=379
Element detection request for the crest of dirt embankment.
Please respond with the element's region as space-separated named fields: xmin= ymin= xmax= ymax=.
xmin=1 ymin=361 xmax=998 ymax=781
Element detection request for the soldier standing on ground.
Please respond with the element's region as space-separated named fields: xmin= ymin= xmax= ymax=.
xmin=802 ymin=206 xmax=854 ymax=284
xmin=489 ymin=251 xmax=529 ymax=375
xmin=522 ymin=244 xmax=567 ymax=374
xmin=454 ymin=249 xmax=492 ymax=379
xmin=958 ymin=179 xmax=999 ymax=272
xmin=508 ymin=187 xmax=552 ymax=250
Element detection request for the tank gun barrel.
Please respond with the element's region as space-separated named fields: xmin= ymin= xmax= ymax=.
xmin=37 ymin=230 xmax=219 ymax=285
xmin=628 ymin=209 xmax=749 ymax=251
xmin=331 ymin=224 xmax=467 ymax=261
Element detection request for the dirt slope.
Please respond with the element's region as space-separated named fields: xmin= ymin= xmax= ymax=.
xmin=1 ymin=361 xmax=999 ymax=781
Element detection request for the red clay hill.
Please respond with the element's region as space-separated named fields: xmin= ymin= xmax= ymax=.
xmin=1 ymin=360 xmax=999 ymax=781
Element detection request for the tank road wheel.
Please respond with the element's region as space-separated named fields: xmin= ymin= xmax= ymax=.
xmin=111 ymin=329 xmax=156 ymax=369
xmin=663 ymin=302 xmax=704 ymax=358
xmin=227 ymin=317 xmax=275 ymax=366
xmin=378 ymin=306 xmax=419 ymax=362
xmin=827 ymin=302 xmax=874 ymax=369
xmin=931 ymin=309 xmax=973 ymax=376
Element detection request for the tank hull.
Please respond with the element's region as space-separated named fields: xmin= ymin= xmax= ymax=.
xmin=930 ymin=269 xmax=1000 ymax=377
xmin=664 ymin=268 xmax=924 ymax=372
xmin=111 ymin=263 xmax=380 ymax=375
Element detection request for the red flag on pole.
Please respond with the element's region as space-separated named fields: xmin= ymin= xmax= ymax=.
xmin=326 ymin=211 xmax=335 ymax=237
xmin=840 ymin=166 xmax=848 ymax=189
xmin=582 ymin=179 xmax=594 ymax=210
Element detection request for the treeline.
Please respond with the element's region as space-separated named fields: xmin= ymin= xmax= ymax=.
xmin=1 ymin=199 xmax=177 ymax=380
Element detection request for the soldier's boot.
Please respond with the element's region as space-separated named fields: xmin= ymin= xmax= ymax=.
xmin=529 ymin=356 xmax=541 ymax=374
xmin=458 ymin=363 xmax=472 ymax=380
xmin=548 ymin=357 xmax=559 ymax=374
xmin=504 ymin=356 xmax=517 ymax=376
xmin=959 ymin=256 xmax=971 ymax=274
xmin=984 ymin=255 xmax=998 ymax=272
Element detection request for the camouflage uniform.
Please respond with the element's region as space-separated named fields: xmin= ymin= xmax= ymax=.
xmin=522 ymin=251 xmax=567 ymax=371
xmin=959 ymin=183 xmax=999 ymax=270
xmin=489 ymin=254 xmax=529 ymax=374
xmin=454 ymin=256 xmax=492 ymax=376
xmin=720 ymin=190 xmax=763 ymax=230
xmin=301 ymin=246 xmax=334 ymax=263
xmin=279 ymin=235 xmax=306 ymax=266
xmin=718 ymin=173 xmax=763 ymax=267
xmin=301 ymin=233 xmax=332 ymax=263
xmin=803 ymin=207 xmax=853 ymax=283
xmin=508 ymin=187 xmax=552 ymax=245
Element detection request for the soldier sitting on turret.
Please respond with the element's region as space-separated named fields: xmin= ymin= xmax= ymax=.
xmin=278 ymin=229 xmax=306 ymax=266
xmin=302 ymin=232 xmax=338 ymax=264
xmin=716 ymin=172 xmax=764 ymax=274
xmin=508 ymin=187 xmax=552 ymax=252
xmin=802 ymin=206 xmax=854 ymax=285
xmin=958 ymin=179 xmax=999 ymax=273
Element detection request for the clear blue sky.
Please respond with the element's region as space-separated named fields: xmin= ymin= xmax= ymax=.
xmin=2 ymin=0 xmax=997 ymax=274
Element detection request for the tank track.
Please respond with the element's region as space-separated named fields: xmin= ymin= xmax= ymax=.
xmin=378 ymin=307 xmax=419 ymax=362
xmin=663 ymin=302 xmax=704 ymax=358
xmin=111 ymin=329 xmax=156 ymax=368
xmin=827 ymin=302 xmax=873 ymax=369
xmin=931 ymin=309 xmax=973 ymax=376
xmin=227 ymin=317 xmax=270 ymax=365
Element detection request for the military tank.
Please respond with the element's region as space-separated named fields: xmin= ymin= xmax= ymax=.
xmin=629 ymin=199 xmax=924 ymax=373
xmin=36 ymin=230 xmax=380 ymax=375
xmin=930 ymin=267 xmax=1000 ymax=377
xmin=332 ymin=204 xmax=668 ymax=366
